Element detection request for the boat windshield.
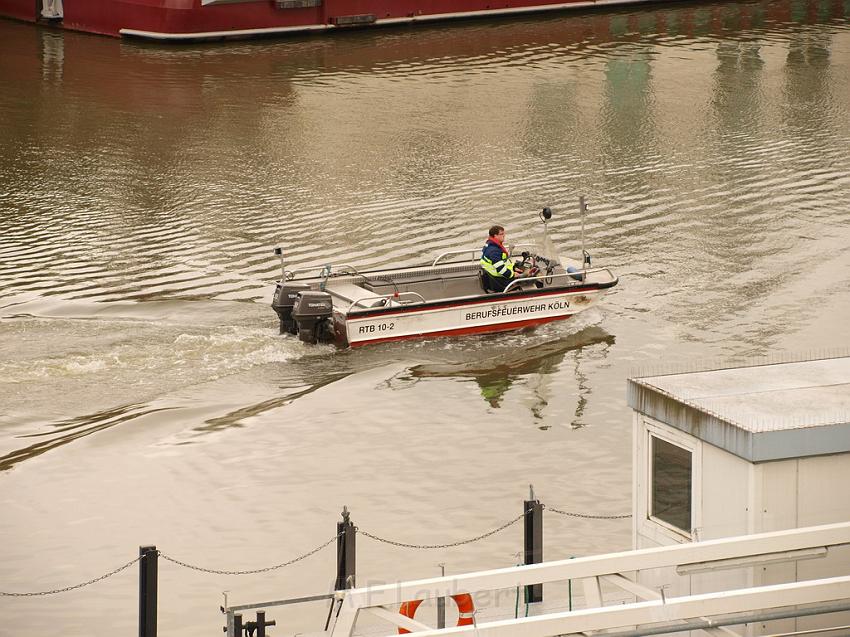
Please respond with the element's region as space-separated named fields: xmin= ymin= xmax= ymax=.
xmin=520 ymin=232 xmax=561 ymax=269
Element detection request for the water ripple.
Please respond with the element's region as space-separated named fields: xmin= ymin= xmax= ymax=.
xmin=0 ymin=0 xmax=848 ymax=316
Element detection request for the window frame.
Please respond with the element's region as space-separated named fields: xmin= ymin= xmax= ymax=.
xmin=641 ymin=417 xmax=701 ymax=543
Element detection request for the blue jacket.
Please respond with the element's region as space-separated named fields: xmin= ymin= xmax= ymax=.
xmin=481 ymin=239 xmax=516 ymax=291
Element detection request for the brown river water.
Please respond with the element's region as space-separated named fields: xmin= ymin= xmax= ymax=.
xmin=1 ymin=0 xmax=849 ymax=634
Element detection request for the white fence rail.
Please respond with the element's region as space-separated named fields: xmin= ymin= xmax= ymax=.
xmin=323 ymin=522 xmax=850 ymax=637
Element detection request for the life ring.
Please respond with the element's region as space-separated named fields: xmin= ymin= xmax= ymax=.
xmin=397 ymin=593 xmax=475 ymax=634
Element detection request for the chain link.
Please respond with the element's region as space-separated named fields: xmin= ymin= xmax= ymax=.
xmin=0 ymin=555 xmax=144 ymax=597
xmin=158 ymin=532 xmax=341 ymax=576
xmin=358 ymin=511 xmax=527 ymax=549
xmin=546 ymin=505 xmax=631 ymax=520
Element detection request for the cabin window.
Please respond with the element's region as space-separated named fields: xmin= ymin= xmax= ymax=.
xmin=650 ymin=435 xmax=692 ymax=534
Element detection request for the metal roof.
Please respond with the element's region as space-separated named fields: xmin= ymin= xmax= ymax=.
xmin=627 ymin=355 xmax=850 ymax=462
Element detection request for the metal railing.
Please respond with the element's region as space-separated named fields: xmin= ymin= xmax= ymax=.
xmin=281 ymin=264 xmax=363 ymax=282
xmin=328 ymin=522 xmax=850 ymax=637
xmin=344 ymin=291 xmax=427 ymax=313
xmin=503 ymin=267 xmax=616 ymax=293
xmin=431 ymin=249 xmax=482 ymax=266
xmin=430 ymin=244 xmax=541 ymax=267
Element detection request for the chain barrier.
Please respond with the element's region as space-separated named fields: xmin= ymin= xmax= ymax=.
xmin=0 ymin=554 xmax=143 ymax=597
xmin=158 ymin=532 xmax=341 ymax=576
xmin=1 ymin=505 xmax=630 ymax=595
xmin=357 ymin=504 xmax=630 ymax=549
xmin=546 ymin=505 xmax=631 ymax=520
xmin=358 ymin=511 xmax=528 ymax=549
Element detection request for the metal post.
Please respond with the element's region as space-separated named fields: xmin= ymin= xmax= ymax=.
xmin=274 ymin=247 xmax=285 ymax=280
xmin=138 ymin=545 xmax=158 ymax=637
xmin=524 ymin=485 xmax=543 ymax=603
xmin=226 ymin=610 xmax=235 ymax=637
xmin=336 ymin=506 xmax=356 ymax=590
xmin=256 ymin=611 xmax=266 ymax=637
xmin=579 ymin=196 xmax=591 ymax=278
xmin=579 ymin=196 xmax=586 ymax=263
xmin=233 ymin=613 xmax=243 ymax=637
xmin=437 ymin=563 xmax=446 ymax=629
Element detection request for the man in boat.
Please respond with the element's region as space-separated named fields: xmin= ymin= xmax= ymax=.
xmin=481 ymin=225 xmax=527 ymax=293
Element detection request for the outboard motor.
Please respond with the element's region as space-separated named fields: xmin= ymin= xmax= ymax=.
xmin=272 ymin=282 xmax=311 ymax=334
xmin=291 ymin=291 xmax=335 ymax=344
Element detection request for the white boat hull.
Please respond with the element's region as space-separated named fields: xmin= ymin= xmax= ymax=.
xmin=342 ymin=286 xmax=603 ymax=346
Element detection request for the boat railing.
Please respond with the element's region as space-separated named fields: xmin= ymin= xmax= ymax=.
xmin=503 ymin=267 xmax=616 ymax=293
xmin=431 ymin=249 xmax=482 ymax=266
xmin=282 ymin=264 xmax=364 ymax=281
xmin=430 ymin=244 xmax=540 ymax=267
xmin=344 ymin=291 xmax=427 ymax=314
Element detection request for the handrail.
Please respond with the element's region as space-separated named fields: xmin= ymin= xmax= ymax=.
xmin=227 ymin=591 xmax=335 ymax=612
xmin=431 ymin=249 xmax=482 ymax=266
xmin=282 ymin=264 xmax=363 ymax=281
xmin=346 ymin=291 xmax=426 ymax=314
xmin=503 ymin=267 xmax=615 ymax=293
xmin=332 ymin=265 xmax=363 ymax=276
xmin=328 ymin=522 xmax=850 ymax=636
xmin=431 ymin=244 xmax=539 ymax=266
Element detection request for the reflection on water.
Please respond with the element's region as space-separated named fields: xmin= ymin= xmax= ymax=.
xmin=1 ymin=0 xmax=848 ymax=312
xmin=408 ymin=326 xmax=615 ymax=421
xmin=1 ymin=0 xmax=849 ymax=634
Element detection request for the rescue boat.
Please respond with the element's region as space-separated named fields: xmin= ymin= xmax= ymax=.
xmin=271 ymin=201 xmax=618 ymax=347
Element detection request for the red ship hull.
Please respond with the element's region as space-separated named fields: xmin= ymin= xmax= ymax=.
xmin=3 ymin=0 xmax=669 ymax=40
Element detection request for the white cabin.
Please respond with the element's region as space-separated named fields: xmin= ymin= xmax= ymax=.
xmin=628 ymin=354 xmax=850 ymax=635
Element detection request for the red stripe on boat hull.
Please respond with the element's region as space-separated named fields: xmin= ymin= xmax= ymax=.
xmin=348 ymin=312 xmax=573 ymax=347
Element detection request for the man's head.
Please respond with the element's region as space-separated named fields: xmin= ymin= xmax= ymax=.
xmin=488 ymin=225 xmax=505 ymax=240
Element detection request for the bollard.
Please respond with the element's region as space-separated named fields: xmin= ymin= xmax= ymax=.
xmin=336 ymin=506 xmax=356 ymax=590
xmin=139 ymin=545 xmax=158 ymax=637
xmin=523 ymin=485 xmax=543 ymax=603
xmin=234 ymin=613 xmax=243 ymax=637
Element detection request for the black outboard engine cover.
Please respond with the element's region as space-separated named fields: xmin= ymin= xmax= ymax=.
xmin=272 ymin=283 xmax=311 ymax=334
xmin=292 ymin=291 xmax=335 ymax=344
